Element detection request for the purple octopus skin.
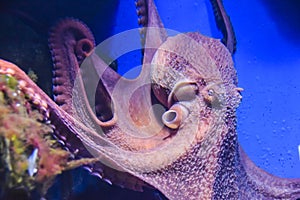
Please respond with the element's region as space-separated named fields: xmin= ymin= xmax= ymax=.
xmin=0 ymin=0 xmax=300 ymax=199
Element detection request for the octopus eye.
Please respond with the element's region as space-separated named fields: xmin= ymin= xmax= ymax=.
xmin=202 ymin=85 xmax=222 ymax=108
xmin=162 ymin=103 xmax=189 ymax=129
xmin=168 ymin=81 xmax=198 ymax=106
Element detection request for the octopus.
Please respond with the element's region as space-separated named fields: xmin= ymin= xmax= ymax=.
xmin=0 ymin=0 xmax=300 ymax=199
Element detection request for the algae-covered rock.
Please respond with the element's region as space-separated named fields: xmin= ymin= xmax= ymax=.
xmin=0 ymin=74 xmax=96 ymax=199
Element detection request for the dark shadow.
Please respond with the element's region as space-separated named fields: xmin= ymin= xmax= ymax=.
xmin=260 ymin=0 xmax=300 ymax=45
xmin=46 ymin=167 xmax=167 ymax=200
xmin=0 ymin=0 xmax=118 ymax=40
xmin=0 ymin=0 xmax=118 ymax=96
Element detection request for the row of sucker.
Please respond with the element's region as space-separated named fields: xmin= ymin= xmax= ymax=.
xmin=48 ymin=18 xmax=96 ymax=112
xmin=48 ymin=18 xmax=150 ymax=191
xmin=135 ymin=0 xmax=148 ymax=55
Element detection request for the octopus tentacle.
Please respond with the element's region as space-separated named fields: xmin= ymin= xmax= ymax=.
xmin=49 ymin=18 xmax=95 ymax=112
xmin=237 ymin=147 xmax=300 ymax=199
xmin=209 ymin=0 xmax=237 ymax=54
xmin=46 ymin=17 xmax=201 ymax=192
xmin=49 ymin=18 xmax=121 ymax=127
xmin=0 ymin=59 xmax=150 ymax=191
xmin=136 ymin=0 xmax=168 ymax=64
xmin=46 ymin=19 xmax=232 ymax=194
xmin=47 ymin=17 xmax=172 ymax=150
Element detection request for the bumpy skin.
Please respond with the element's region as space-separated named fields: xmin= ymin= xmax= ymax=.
xmin=1 ymin=0 xmax=300 ymax=199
